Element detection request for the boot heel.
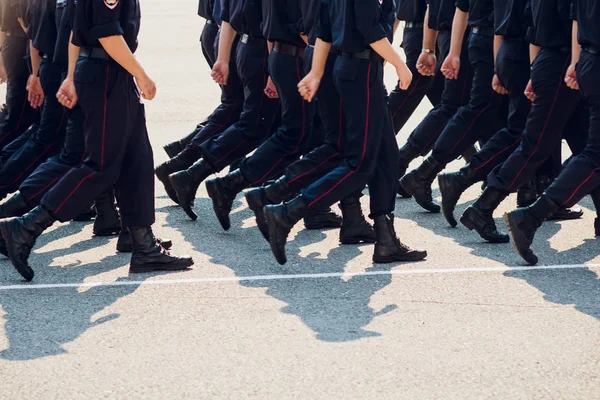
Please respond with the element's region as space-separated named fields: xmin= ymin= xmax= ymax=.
xmin=460 ymin=212 xmax=475 ymax=231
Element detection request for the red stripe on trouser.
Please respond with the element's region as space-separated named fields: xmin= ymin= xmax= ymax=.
xmin=27 ymin=170 xmax=71 ymax=202
xmin=561 ymin=167 xmax=600 ymax=205
xmin=251 ymin=57 xmax=307 ymax=185
xmin=52 ymin=171 xmax=97 ymax=214
xmin=213 ymin=139 xmax=248 ymax=167
xmin=308 ymin=64 xmax=372 ymax=208
xmin=449 ymin=91 xmax=496 ymax=153
xmin=508 ymin=58 xmax=570 ymax=191
xmin=474 ymin=138 xmax=521 ymax=170
xmin=288 ymin=151 xmax=341 ymax=184
xmin=0 ymin=109 xmax=68 ymax=189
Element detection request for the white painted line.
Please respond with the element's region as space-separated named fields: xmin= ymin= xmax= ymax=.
xmin=0 ymin=264 xmax=598 ymax=291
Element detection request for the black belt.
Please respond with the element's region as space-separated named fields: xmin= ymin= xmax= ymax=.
xmin=273 ymin=41 xmax=305 ymax=58
xmin=583 ymin=45 xmax=600 ymax=55
xmin=80 ymin=47 xmax=112 ymax=60
xmin=340 ymin=49 xmax=382 ymax=63
xmin=471 ymin=25 xmax=495 ymax=37
xmin=405 ymin=22 xmax=424 ymax=29
xmin=240 ymin=34 xmax=265 ymax=45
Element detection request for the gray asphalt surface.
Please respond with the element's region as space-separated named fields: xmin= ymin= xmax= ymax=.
xmin=0 ymin=1 xmax=599 ymax=399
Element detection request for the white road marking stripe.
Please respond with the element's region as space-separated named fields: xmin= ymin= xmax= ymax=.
xmin=0 ymin=264 xmax=598 ymax=291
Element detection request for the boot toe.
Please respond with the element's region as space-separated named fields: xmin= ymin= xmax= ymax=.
xmin=438 ymin=175 xmax=459 ymax=227
xmin=156 ymin=166 xmax=180 ymax=205
xmin=206 ymin=179 xmax=233 ymax=231
xmin=246 ymin=189 xmax=269 ymax=241
xmin=303 ymin=210 xmax=342 ymax=230
xmin=264 ymin=205 xmax=288 ymax=265
xmin=504 ymin=212 xmax=537 ymax=265
xmin=169 ymin=172 xmax=198 ymax=221
xmin=546 ymin=207 xmax=583 ymax=221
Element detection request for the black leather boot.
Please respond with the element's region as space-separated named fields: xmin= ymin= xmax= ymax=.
xmin=93 ymin=190 xmax=121 ymax=236
xmin=129 ymin=226 xmax=193 ymax=273
xmin=460 ymin=187 xmax=509 ymax=243
xmin=303 ymin=208 xmax=342 ymax=230
xmin=163 ymin=124 xmax=204 ymax=159
xmin=169 ymin=158 xmax=215 ymax=221
xmin=338 ymin=195 xmax=376 ymax=244
xmin=0 ymin=193 xmax=31 ymax=218
xmin=397 ymin=142 xmax=420 ymax=198
xmin=535 ymin=177 xmax=584 ymax=221
xmin=229 ymin=156 xmax=246 ymax=174
xmin=0 ymin=206 xmax=56 ymax=281
xmin=438 ymin=164 xmax=478 ymax=227
xmin=116 ymin=225 xmax=173 ymax=253
xmin=245 ymin=176 xmax=291 ymax=241
xmin=400 ymin=155 xmax=444 ymax=213
xmin=155 ymin=148 xmax=202 ymax=205
xmin=264 ymin=196 xmax=309 ymax=265
xmin=72 ymin=205 xmax=96 ymax=221
xmin=591 ymin=187 xmax=600 ymax=237
xmin=373 ymin=214 xmax=427 ymax=263
xmin=505 ymin=194 xmax=559 ymax=265
xmin=205 ymin=169 xmax=249 ymax=231
xmin=516 ymin=179 xmax=537 ymax=208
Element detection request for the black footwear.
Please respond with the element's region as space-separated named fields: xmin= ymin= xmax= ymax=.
xmin=155 ymin=149 xmax=201 ymax=205
xmin=547 ymin=207 xmax=583 ymax=221
xmin=460 ymin=188 xmax=509 ymax=243
xmin=229 ymin=156 xmax=246 ymax=174
xmin=163 ymin=124 xmax=204 ymax=159
xmin=591 ymin=188 xmax=600 ymax=236
xmin=93 ymin=190 xmax=121 ymax=236
xmin=338 ymin=195 xmax=376 ymax=244
xmin=304 ymin=208 xmax=342 ymax=230
xmin=461 ymin=145 xmax=478 ymax=164
xmin=0 ymin=193 xmax=31 ymax=218
xmin=505 ymin=195 xmax=559 ymax=266
xmin=400 ymin=155 xmax=444 ymax=213
xmin=0 ymin=206 xmax=56 ymax=281
xmin=372 ymin=214 xmax=427 ymax=263
xmin=438 ymin=165 xmax=477 ymax=228
xmin=169 ymin=158 xmax=214 ymax=221
xmin=595 ymin=218 xmax=600 ymax=237
xmin=264 ymin=196 xmax=308 ymax=265
xmin=117 ymin=226 xmax=173 ymax=253
xmin=129 ymin=226 xmax=193 ymax=273
xmin=206 ymin=169 xmax=249 ymax=231
xmin=397 ymin=143 xmax=420 ymax=198
xmin=517 ymin=179 xmax=537 ymax=208
xmin=245 ymin=176 xmax=290 ymax=241
xmin=72 ymin=205 xmax=96 ymax=221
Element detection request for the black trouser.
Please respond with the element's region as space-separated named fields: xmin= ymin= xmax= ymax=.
xmin=199 ymin=37 xmax=279 ymax=171
xmin=546 ymin=50 xmax=600 ymax=207
xmin=301 ymin=56 xmax=399 ymax=218
xmin=184 ymin=34 xmax=243 ymax=151
xmin=487 ymin=48 xmax=589 ymax=193
xmin=0 ymin=34 xmax=37 ymax=149
xmin=431 ymin=30 xmax=505 ymax=164
xmin=468 ymin=38 xmax=530 ymax=178
xmin=388 ymin=25 xmax=444 ymax=134
xmin=240 ymin=47 xmax=312 ymax=185
xmin=20 ymin=105 xmax=85 ymax=207
xmin=405 ymin=29 xmax=473 ymax=154
xmin=41 ymin=57 xmax=155 ymax=227
xmin=0 ymin=59 xmax=67 ymax=194
xmin=200 ymin=20 xmax=219 ymax=68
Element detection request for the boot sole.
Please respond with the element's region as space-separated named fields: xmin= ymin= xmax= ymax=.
xmin=169 ymin=174 xmax=198 ymax=221
xmin=460 ymin=212 xmax=510 ymax=244
xmin=94 ymin=228 xmax=122 ymax=237
xmin=206 ymin=179 xmax=231 ymax=231
xmin=340 ymin=236 xmax=377 ymax=245
xmin=264 ymin=207 xmax=287 ymax=265
xmin=304 ymin=221 xmax=342 ymax=230
xmin=546 ymin=211 xmax=584 ymax=221
xmin=438 ymin=175 xmax=458 ymax=228
xmin=129 ymin=259 xmax=193 ymax=273
xmin=373 ymin=250 xmax=427 ymax=264
xmin=504 ymin=213 xmax=538 ymax=266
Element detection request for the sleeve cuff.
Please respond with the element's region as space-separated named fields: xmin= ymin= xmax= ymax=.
xmin=90 ymin=21 xmax=124 ymax=41
xmin=361 ymin=25 xmax=388 ymax=45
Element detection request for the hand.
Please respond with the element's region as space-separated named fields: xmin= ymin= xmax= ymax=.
xmin=524 ymin=79 xmax=535 ymax=102
xmin=27 ymin=75 xmax=45 ymax=108
xmin=264 ymin=77 xmax=278 ymax=99
xmin=396 ymin=63 xmax=413 ymax=90
xmin=211 ymin=59 xmax=229 ymax=85
xmin=0 ymin=64 xmax=6 ymax=84
xmin=492 ymin=74 xmax=508 ymax=95
xmin=441 ymin=52 xmax=460 ymax=80
xmin=297 ymin=72 xmax=321 ymax=102
xmin=135 ymin=73 xmax=157 ymax=100
xmin=564 ymin=63 xmax=579 ymax=91
xmin=416 ymin=52 xmax=437 ymax=76
xmin=56 ymin=77 xmax=78 ymax=109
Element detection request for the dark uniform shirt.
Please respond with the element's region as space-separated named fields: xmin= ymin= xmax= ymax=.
xmin=1 ymin=0 xmax=28 ymax=36
xmin=198 ymin=0 xmax=215 ymax=21
xmin=28 ymin=0 xmax=57 ymax=56
xmin=221 ymin=0 xmax=263 ymax=38
xmin=527 ymin=0 xmax=571 ymax=49
xmin=301 ymin=0 xmax=320 ymax=45
xmin=317 ymin=0 xmax=393 ymax=53
xmin=494 ymin=0 xmax=528 ymax=39
xmin=455 ymin=0 xmax=494 ymax=27
xmin=72 ymin=0 xmax=141 ymax=53
xmin=396 ymin=0 xmax=427 ymax=23
xmin=212 ymin=0 xmax=222 ymax=25
xmin=53 ymin=0 xmax=71 ymax=66
xmin=427 ymin=0 xmax=456 ymax=31
xmin=571 ymin=0 xmax=600 ymax=49
xmin=261 ymin=0 xmax=305 ymax=47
